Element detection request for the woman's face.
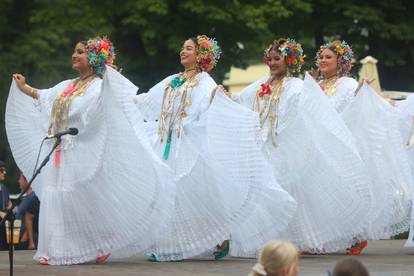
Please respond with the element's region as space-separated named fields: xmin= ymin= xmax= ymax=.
xmin=180 ymin=39 xmax=198 ymax=69
xmin=267 ymin=50 xmax=287 ymax=79
xmin=318 ymin=48 xmax=338 ymax=78
xmin=72 ymin=42 xmax=91 ymax=72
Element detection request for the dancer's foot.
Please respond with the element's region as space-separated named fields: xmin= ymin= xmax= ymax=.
xmin=346 ymin=240 xmax=368 ymax=255
xmin=39 ymin=257 xmax=49 ymax=265
xmin=146 ymin=253 xmax=158 ymax=262
xmin=214 ymin=240 xmax=230 ymax=260
xmin=146 ymin=253 xmax=184 ymax=262
xmin=96 ymin=253 xmax=111 ymax=264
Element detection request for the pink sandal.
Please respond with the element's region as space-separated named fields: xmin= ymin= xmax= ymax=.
xmin=39 ymin=257 xmax=49 ymax=265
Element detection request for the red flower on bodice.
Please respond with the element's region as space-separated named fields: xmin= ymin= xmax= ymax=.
xmin=258 ymin=83 xmax=272 ymax=97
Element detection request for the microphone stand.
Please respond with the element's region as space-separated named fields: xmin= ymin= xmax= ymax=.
xmin=0 ymin=137 xmax=62 ymax=276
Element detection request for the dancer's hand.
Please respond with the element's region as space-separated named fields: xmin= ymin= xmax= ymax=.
xmin=388 ymin=99 xmax=396 ymax=106
xmin=359 ymin=78 xmax=375 ymax=85
xmin=354 ymin=78 xmax=375 ymax=96
xmin=12 ymin=73 xmax=38 ymax=98
xmin=308 ymin=68 xmax=319 ymax=81
xmin=218 ymin=85 xmax=232 ymax=98
xmin=109 ymin=64 xmax=123 ymax=74
xmin=13 ymin=73 xmax=26 ymax=91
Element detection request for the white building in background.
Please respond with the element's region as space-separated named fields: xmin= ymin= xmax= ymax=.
xmin=223 ymin=64 xmax=268 ymax=93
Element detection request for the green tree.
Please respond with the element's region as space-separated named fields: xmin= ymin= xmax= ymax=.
xmin=0 ymin=0 xmax=310 ymax=192
xmin=1 ymin=0 xmax=413 ymax=192
xmin=298 ymin=0 xmax=414 ymax=89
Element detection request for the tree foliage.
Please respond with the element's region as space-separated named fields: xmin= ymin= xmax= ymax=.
xmin=0 ymin=0 xmax=413 ymax=191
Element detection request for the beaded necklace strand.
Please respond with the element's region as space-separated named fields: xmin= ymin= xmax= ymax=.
xmin=158 ymin=71 xmax=199 ymax=160
xmin=320 ymin=75 xmax=339 ymax=95
xmin=48 ymin=74 xmax=97 ymax=167
xmin=254 ymin=77 xmax=285 ymax=147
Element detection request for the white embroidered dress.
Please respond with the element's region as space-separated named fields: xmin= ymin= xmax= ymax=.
xmin=5 ymin=67 xmax=175 ymax=265
xmin=394 ymin=93 xmax=414 ymax=246
xmin=232 ymin=74 xmax=372 ymax=253
xmin=324 ymin=77 xmax=412 ymax=239
xmin=134 ymin=72 xmax=296 ymax=260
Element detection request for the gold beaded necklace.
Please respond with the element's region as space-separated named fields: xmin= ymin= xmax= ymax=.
xmin=320 ymin=75 xmax=339 ymax=96
xmin=48 ymin=74 xmax=97 ymax=136
xmin=254 ymin=77 xmax=285 ymax=147
xmin=158 ymin=70 xmax=200 ymax=160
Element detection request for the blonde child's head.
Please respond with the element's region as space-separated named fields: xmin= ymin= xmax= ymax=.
xmin=250 ymin=240 xmax=299 ymax=276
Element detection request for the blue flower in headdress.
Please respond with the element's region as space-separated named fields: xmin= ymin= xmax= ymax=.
xmin=99 ymin=54 xmax=106 ymax=62
xmin=88 ymin=52 xmax=97 ymax=62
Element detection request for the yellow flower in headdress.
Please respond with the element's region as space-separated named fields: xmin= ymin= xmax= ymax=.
xmin=331 ymin=40 xmax=342 ymax=47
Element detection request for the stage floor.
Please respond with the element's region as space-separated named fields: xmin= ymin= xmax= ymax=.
xmin=1 ymin=240 xmax=414 ymax=275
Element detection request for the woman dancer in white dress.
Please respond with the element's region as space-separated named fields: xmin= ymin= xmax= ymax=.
xmin=226 ymin=38 xmax=372 ymax=255
xmin=6 ymin=36 xmax=175 ymax=265
xmin=313 ymin=40 xmax=412 ymax=254
xmin=391 ymin=93 xmax=414 ymax=247
xmin=394 ymin=94 xmax=414 ymax=172
xmin=134 ymin=35 xmax=296 ymax=261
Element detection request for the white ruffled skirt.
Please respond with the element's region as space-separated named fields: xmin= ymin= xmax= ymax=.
xmin=341 ymin=83 xmax=412 ymax=239
xmin=5 ymin=67 xmax=176 ymax=265
xmin=268 ymin=76 xmax=373 ymax=252
xmin=142 ymin=90 xmax=296 ymax=260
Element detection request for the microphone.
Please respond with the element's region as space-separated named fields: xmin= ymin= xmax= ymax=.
xmin=45 ymin=128 xmax=79 ymax=140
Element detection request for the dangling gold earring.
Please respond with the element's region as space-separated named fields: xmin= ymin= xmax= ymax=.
xmin=336 ymin=61 xmax=341 ymax=77
xmin=286 ymin=69 xmax=291 ymax=77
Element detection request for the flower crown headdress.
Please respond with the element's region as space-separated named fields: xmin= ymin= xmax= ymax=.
xmin=316 ymin=40 xmax=353 ymax=76
xmin=85 ymin=36 xmax=115 ymax=76
xmin=196 ymin=35 xmax=222 ymax=72
xmin=263 ymin=38 xmax=305 ymax=75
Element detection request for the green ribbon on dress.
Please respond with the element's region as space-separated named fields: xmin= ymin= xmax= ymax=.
xmin=163 ymin=129 xmax=173 ymax=160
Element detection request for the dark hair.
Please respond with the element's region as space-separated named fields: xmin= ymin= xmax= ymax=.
xmin=333 ymin=258 xmax=370 ymax=276
xmin=0 ymin=161 xmax=5 ymax=168
xmin=189 ymin=37 xmax=198 ymax=46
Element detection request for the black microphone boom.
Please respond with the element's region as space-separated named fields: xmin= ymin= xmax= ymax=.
xmin=45 ymin=128 xmax=79 ymax=139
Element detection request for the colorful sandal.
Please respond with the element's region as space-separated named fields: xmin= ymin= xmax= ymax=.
xmin=96 ymin=253 xmax=111 ymax=264
xmin=146 ymin=253 xmax=158 ymax=262
xmin=39 ymin=257 xmax=49 ymax=265
xmin=214 ymin=240 xmax=230 ymax=260
xmin=346 ymin=240 xmax=368 ymax=255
